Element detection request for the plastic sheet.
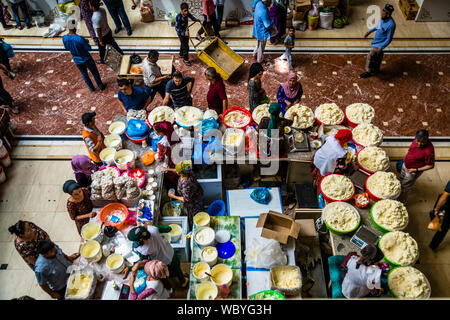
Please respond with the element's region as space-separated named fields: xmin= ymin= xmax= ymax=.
xmin=245 ymin=237 xmax=287 ymax=269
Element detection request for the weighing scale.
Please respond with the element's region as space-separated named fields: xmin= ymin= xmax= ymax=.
xmin=350 ymin=225 xmax=380 ymax=250
xmin=287 ymin=130 xmax=310 ymax=152
xmin=350 ymin=170 xmax=370 ymax=192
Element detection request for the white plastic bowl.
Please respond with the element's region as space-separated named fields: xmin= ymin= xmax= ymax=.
xmin=108 ymin=121 xmax=127 ymax=135
xmin=215 ymin=230 xmax=231 ymax=243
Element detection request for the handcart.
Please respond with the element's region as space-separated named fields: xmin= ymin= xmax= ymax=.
xmin=188 ymin=21 xmax=244 ymax=81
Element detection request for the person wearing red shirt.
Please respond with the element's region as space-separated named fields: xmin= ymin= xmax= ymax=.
xmin=205 ymin=67 xmax=228 ymax=115
xmin=399 ymin=130 xmax=435 ymax=203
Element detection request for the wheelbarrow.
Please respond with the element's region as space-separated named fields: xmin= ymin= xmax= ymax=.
xmin=188 ymin=21 xmax=244 ymax=81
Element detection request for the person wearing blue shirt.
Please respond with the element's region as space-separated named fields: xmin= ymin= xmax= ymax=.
xmin=253 ymin=0 xmax=273 ymax=64
xmin=34 ymin=240 xmax=78 ymax=300
xmin=360 ymin=4 xmax=396 ymax=79
xmin=117 ymin=78 xmax=152 ymax=113
xmin=63 ymin=26 xmax=106 ymax=92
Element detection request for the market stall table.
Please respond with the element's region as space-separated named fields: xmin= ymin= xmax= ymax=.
xmin=226 ymin=187 xmax=283 ymax=217
xmin=188 ymin=216 xmax=242 ymax=299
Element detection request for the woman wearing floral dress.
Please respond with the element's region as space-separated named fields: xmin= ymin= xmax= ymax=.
xmin=9 ymin=220 xmax=50 ymax=270
xmin=163 ymin=160 xmax=204 ymax=230
xmin=63 ymin=179 xmax=96 ymax=235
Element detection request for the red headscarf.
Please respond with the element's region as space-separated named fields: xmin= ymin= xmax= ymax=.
xmin=153 ymin=121 xmax=179 ymax=146
xmin=335 ymin=129 xmax=353 ymax=147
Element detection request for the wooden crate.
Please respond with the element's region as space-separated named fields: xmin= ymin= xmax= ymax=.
xmin=118 ymin=54 xmax=174 ymax=80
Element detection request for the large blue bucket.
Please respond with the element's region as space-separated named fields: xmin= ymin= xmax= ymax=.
xmin=207 ymin=200 xmax=226 ymax=216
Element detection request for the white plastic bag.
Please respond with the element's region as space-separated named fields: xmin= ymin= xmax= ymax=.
xmin=42 ymin=23 xmax=65 ymax=37
xmin=245 ymin=237 xmax=287 ymax=269
xmin=319 ymin=12 xmax=334 ymax=30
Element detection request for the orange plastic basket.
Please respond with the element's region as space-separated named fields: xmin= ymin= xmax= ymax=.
xmin=99 ymin=203 xmax=129 ymax=230
xmin=221 ymin=106 xmax=252 ymax=130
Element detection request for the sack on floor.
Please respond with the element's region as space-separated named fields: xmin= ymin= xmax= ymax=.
xmin=319 ymin=12 xmax=334 ymax=30
xmin=427 ymin=215 xmax=442 ymax=232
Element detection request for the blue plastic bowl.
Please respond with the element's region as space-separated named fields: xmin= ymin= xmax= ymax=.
xmin=208 ymin=200 xmax=226 ymax=216
xmin=216 ymin=241 xmax=236 ymax=259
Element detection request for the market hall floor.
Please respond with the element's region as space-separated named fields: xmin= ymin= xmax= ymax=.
xmin=0 ymin=145 xmax=449 ymax=299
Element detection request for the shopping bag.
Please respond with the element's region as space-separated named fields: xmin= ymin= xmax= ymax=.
xmin=427 ymin=215 xmax=442 ymax=232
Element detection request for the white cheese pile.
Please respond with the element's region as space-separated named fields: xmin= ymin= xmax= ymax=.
xmin=352 ymin=123 xmax=383 ymax=147
xmin=252 ymin=104 xmax=270 ymax=125
xmin=224 ymin=111 xmax=250 ymax=128
xmin=323 ymin=202 xmax=360 ymax=231
xmin=372 ymin=199 xmax=409 ymax=231
xmin=175 ymin=106 xmax=203 ymax=127
xmin=346 ymin=103 xmax=375 ymax=124
xmin=358 ymin=147 xmax=389 ymax=172
xmin=379 ymin=231 xmax=419 ymax=266
xmin=195 ymin=227 xmax=215 ymax=245
xmin=148 ymin=106 xmax=175 ymax=124
xmin=321 ymin=174 xmax=354 ymax=200
xmin=315 ymin=103 xmax=344 ymax=125
xmin=272 ymin=268 xmax=301 ymax=289
xmin=388 ymin=267 xmax=431 ymax=299
xmin=366 ymin=171 xmax=401 ymax=199
xmin=127 ymin=109 xmax=147 ymax=122
xmin=285 ymin=104 xmax=315 ymax=129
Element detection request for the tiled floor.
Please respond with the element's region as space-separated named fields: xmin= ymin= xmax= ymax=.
xmin=0 ymin=144 xmax=449 ymax=299
xmin=2 ymin=0 xmax=450 ymax=49
xmin=3 ymin=51 xmax=449 ymax=136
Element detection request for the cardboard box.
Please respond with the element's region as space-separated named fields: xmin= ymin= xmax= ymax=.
xmin=293 ymin=10 xmax=307 ymax=21
xmin=295 ymin=219 xmax=318 ymax=247
xmin=295 ymin=0 xmax=311 ymax=12
xmin=256 ymin=211 xmax=301 ymax=244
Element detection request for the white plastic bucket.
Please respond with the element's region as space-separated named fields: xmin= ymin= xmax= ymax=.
xmin=81 ymin=222 xmax=103 ymax=243
xmin=193 ymin=262 xmax=211 ymax=281
xmin=108 ymin=121 xmax=127 ymax=135
xmin=80 ymin=240 xmax=102 ymax=263
xmin=104 ymin=134 xmax=122 ymax=150
xmin=201 ymin=246 xmax=218 ymax=266
xmin=194 ymin=227 xmax=216 ymax=248
xmin=195 ymin=281 xmax=218 ymax=300
xmin=114 ymin=149 xmax=135 ymax=171
xmin=169 ymin=224 xmax=182 ymax=242
xmin=211 ymin=264 xmax=233 ymax=287
xmin=100 ymin=148 xmax=116 ymax=166
xmin=106 ymin=254 xmax=125 ymax=273
xmin=194 ymin=212 xmax=210 ymax=228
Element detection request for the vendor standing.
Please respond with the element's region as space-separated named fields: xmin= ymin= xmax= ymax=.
xmin=162 ymin=160 xmax=204 ymax=230
xmin=63 ymin=180 xmax=96 ymax=235
xmin=205 ymin=67 xmax=228 ymax=115
xmin=162 ymin=71 xmax=195 ymax=110
xmin=276 ymin=72 xmax=303 ymax=115
xmin=311 ymin=129 xmax=354 ymax=187
xmin=127 ymin=226 xmax=188 ymax=287
xmin=117 ymin=78 xmax=152 ymax=113
xmin=259 ymin=102 xmax=296 ymax=158
xmin=71 ymin=155 xmax=95 ymax=188
xmin=248 ymin=62 xmax=269 ymax=113
xmin=142 ymin=50 xmax=172 ymax=105
xmin=81 ymin=112 xmax=105 ymax=166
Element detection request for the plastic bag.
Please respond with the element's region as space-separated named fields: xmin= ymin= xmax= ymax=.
xmin=245 ymin=237 xmax=287 ymax=268
xmin=307 ymin=3 xmax=320 ymax=31
xmin=127 ymin=119 xmax=149 ymax=139
xmin=427 ymin=215 xmax=442 ymax=232
xmin=319 ymin=12 xmax=334 ymax=30
xmin=42 ymin=23 xmax=65 ymax=37
xmin=199 ymin=118 xmax=219 ymax=136
xmin=250 ymin=187 xmax=272 ymax=205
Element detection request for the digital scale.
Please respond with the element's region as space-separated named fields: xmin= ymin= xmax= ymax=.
xmin=287 ymin=130 xmax=310 ymax=152
xmin=350 ymin=225 xmax=380 ymax=250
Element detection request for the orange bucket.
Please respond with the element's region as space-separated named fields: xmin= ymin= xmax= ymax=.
xmin=99 ymin=203 xmax=129 ymax=230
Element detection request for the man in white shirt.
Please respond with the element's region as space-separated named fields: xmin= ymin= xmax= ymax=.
xmin=142 ymin=50 xmax=173 ymax=106
xmin=89 ymin=0 xmax=123 ymax=64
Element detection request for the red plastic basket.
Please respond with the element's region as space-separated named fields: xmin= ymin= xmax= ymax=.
xmin=221 ymin=106 xmax=252 ymax=130
xmin=365 ymin=174 xmax=383 ymax=202
xmin=344 ymin=108 xmax=359 ymax=128
xmin=99 ymin=203 xmax=129 ymax=230
xmin=319 ymin=174 xmax=355 ymax=203
xmin=356 ymin=149 xmax=375 ymax=174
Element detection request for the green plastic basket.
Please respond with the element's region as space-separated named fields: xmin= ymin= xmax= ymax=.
xmin=250 ymin=290 xmax=285 ymax=300
xmin=370 ymin=202 xmax=391 ymax=233
xmin=322 ymin=202 xmax=361 ymax=235
xmin=378 ymin=232 xmax=419 ymax=267
xmin=387 ymin=267 xmax=431 ymax=299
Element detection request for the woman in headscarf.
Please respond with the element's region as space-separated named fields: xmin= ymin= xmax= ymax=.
xmin=162 ymin=160 xmax=204 ymax=230
xmin=311 ymin=129 xmax=354 ymax=188
xmin=128 ymin=260 xmax=171 ymax=300
xmin=71 ymin=155 xmax=95 ymax=188
xmin=269 ymin=0 xmax=289 ymax=44
xmin=9 ymin=220 xmax=50 ymax=270
xmin=126 ymin=226 xmax=188 ymax=288
xmin=341 ymin=244 xmax=390 ymax=298
xmin=63 ymin=179 xmax=96 ymax=234
xmin=248 ymin=62 xmax=269 ymax=113
xmin=276 ymin=72 xmax=303 ymax=115
xmin=259 ymin=102 xmax=296 ymax=158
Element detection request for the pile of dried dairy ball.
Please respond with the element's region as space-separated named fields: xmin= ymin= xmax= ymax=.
xmin=366 ymin=171 xmax=401 ymax=199
xmin=379 ymin=231 xmax=419 ymax=266
xmin=372 ymin=199 xmax=409 ymax=231
xmin=352 ymin=123 xmax=383 ymax=147
xmin=321 ymin=174 xmax=354 ymax=200
xmin=323 ymin=202 xmax=360 ymax=232
xmin=315 ymin=103 xmax=344 ymax=125
xmin=357 ymin=146 xmax=389 ymax=172
xmin=388 ymin=266 xmax=431 ymax=299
